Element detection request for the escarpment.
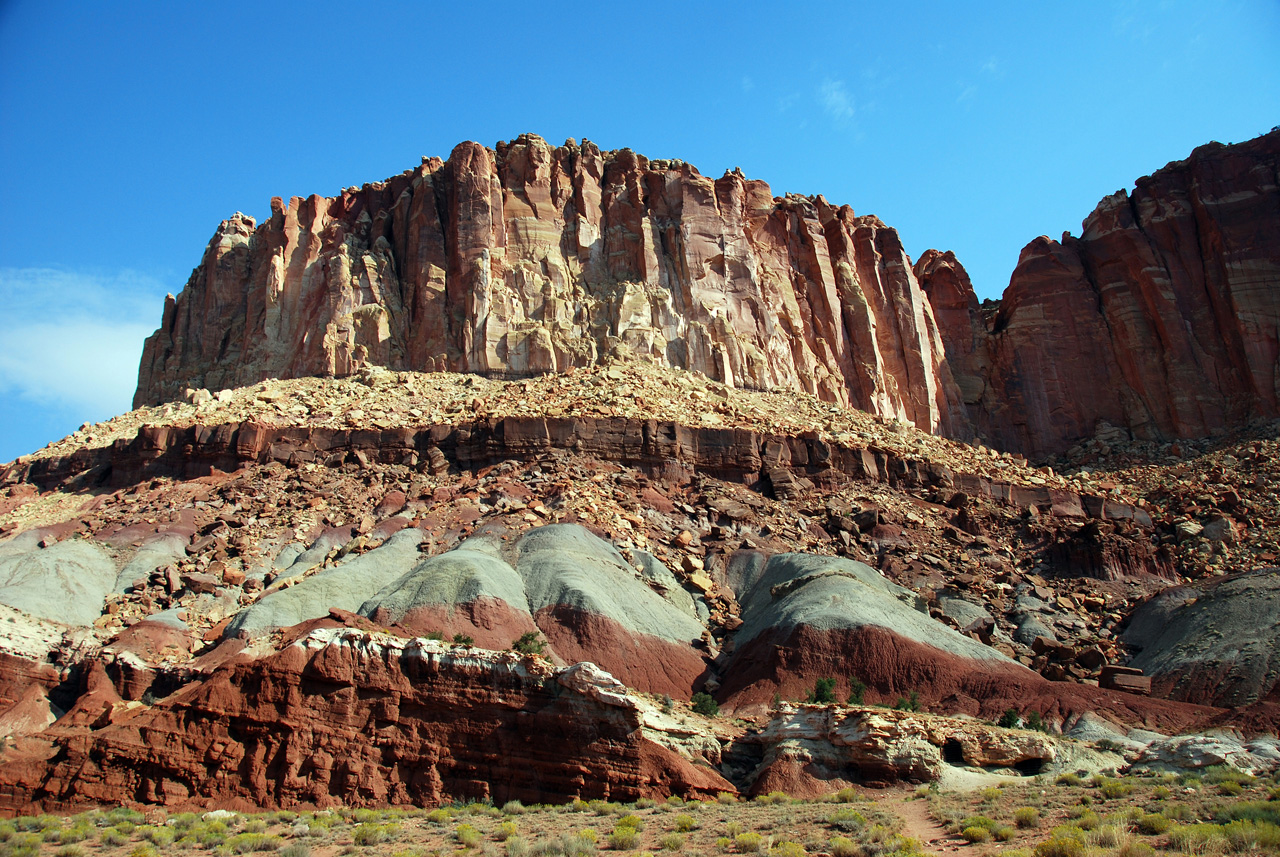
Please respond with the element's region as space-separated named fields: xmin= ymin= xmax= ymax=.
xmin=135 ymin=134 xmax=967 ymax=438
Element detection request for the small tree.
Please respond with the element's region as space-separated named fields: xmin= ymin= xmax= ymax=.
xmin=999 ymin=708 xmax=1020 ymax=728
xmin=807 ymin=677 xmax=837 ymax=704
xmin=511 ymin=632 xmax=546 ymax=656
xmin=691 ymin=692 xmax=719 ymax=717
xmin=847 ymin=676 xmax=866 ymax=705
xmin=892 ymin=690 xmax=921 ymax=712
xmin=1024 ymin=710 xmax=1046 ymax=732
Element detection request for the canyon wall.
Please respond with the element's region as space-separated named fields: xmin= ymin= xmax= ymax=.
xmin=136 ymin=134 xmax=967 ymax=437
xmin=919 ymin=131 xmax=1280 ymax=457
xmin=136 ymin=131 xmax=1280 ymax=457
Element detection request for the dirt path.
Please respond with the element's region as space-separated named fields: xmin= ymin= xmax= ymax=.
xmin=892 ymin=795 xmax=966 ymax=855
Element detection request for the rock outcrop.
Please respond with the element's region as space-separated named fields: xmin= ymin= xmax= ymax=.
xmin=920 ymin=130 xmax=1280 ymax=457
xmin=0 ymin=626 xmax=732 ymax=813
xmin=135 ymin=134 xmax=967 ymax=437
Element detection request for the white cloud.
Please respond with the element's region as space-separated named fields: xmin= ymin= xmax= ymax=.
xmin=819 ymin=78 xmax=856 ymax=122
xmin=0 ymin=268 xmax=169 ymax=422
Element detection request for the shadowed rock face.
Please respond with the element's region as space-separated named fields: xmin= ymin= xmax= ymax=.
xmin=1125 ymin=569 xmax=1280 ymax=707
xmin=133 ymin=134 xmax=968 ymax=437
xmin=919 ymin=130 xmax=1280 ymax=457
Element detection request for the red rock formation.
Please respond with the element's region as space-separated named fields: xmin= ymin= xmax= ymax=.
xmin=918 ymin=130 xmax=1280 ymax=457
xmin=0 ymin=626 xmax=732 ymax=814
xmin=134 ymin=135 xmax=968 ymax=437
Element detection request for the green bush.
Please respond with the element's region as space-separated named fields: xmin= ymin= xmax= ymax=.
xmin=54 ymin=847 xmax=85 ymax=857
xmin=717 ymin=791 xmax=737 ymax=804
xmin=960 ymin=816 xmax=998 ymax=833
xmin=826 ymin=807 xmax=867 ymax=832
xmin=1219 ymin=781 xmax=1245 ymax=796
xmin=691 ymin=692 xmax=719 ymax=717
xmin=139 ymin=825 xmax=174 ymax=847
xmin=502 ymin=800 xmax=527 ymax=815
xmin=1135 ymin=813 xmax=1171 ymax=835
xmin=99 ymin=827 xmax=129 ymax=847
xmin=511 ymin=632 xmax=546 ymax=655
xmin=658 ymin=832 xmax=684 ymax=851
xmin=768 ymin=843 xmax=805 ymax=857
xmin=807 ymin=678 xmax=837 ymax=704
xmin=1222 ymin=819 xmax=1280 ymax=852
xmin=225 ymin=833 xmax=284 ymax=853
xmin=352 ymin=824 xmax=398 ymax=847
xmin=847 ymin=676 xmax=866 ymax=705
xmin=830 ymin=836 xmax=858 ymax=857
xmin=1033 ymin=832 xmax=1085 ymax=857
xmin=1096 ymin=778 xmax=1134 ymax=799
xmin=961 ymin=827 xmax=992 ymax=843
xmin=609 ymin=827 xmax=640 ymax=851
xmin=426 ymin=809 xmax=453 ymax=824
xmin=1014 ymin=808 xmax=1041 ymax=829
xmin=1056 ymin=772 xmax=1082 ymax=787
xmin=1000 ymin=708 xmax=1021 ymax=728
xmin=1214 ymin=800 xmax=1280 ymax=826
xmin=994 ymin=827 xmax=1016 ymax=842
xmin=1116 ymin=842 xmax=1155 ymax=857
xmin=716 ymin=836 xmax=734 ymax=853
xmin=505 ymin=837 xmax=530 ymax=857
xmin=673 ymin=814 xmax=697 ymax=832
xmin=455 ymin=823 xmax=481 ymax=849
xmin=496 ymin=821 xmax=518 ymax=841
xmin=127 ymin=846 xmax=158 ymax=857
xmin=725 ymin=821 xmax=745 ymax=837
xmin=892 ymin=691 xmax=920 ymax=712
xmin=1167 ymin=823 xmax=1227 ymax=853
xmin=735 ymin=832 xmax=764 ymax=853
xmin=1153 ymin=785 xmax=1171 ymax=800
xmin=1024 ymin=711 xmax=1046 ymax=731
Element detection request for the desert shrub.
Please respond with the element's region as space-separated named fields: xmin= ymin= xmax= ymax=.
xmin=717 ymin=792 xmax=737 ymax=804
xmin=576 ymin=829 xmax=598 ymax=844
xmin=279 ymin=846 xmax=311 ymax=857
xmin=757 ymin=792 xmax=790 ymax=805
xmin=226 ymin=832 xmax=284 ymax=853
xmin=1153 ymin=785 xmax=1171 ymax=800
xmin=1066 ymin=809 xmax=1100 ymax=831
xmin=503 ymin=800 xmax=527 ymax=815
xmin=847 ymin=676 xmax=867 ymax=705
xmin=127 ymin=846 xmax=158 ymax=857
xmin=512 ymin=632 xmax=546 ymax=656
xmin=1117 ymin=842 xmax=1155 ymax=857
xmin=665 ymin=796 xmax=685 ymax=807
xmin=726 ymin=822 xmax=745 ymax=837
xmin=995 ymin=827 xmax=1016 ymax=841
xmin=826 ymin=808 xmax=867 ymax=832
xmin=246 ymin=818 xmax=270 ymax=833
xmin=673 ymin=814 xmax=697 ymax=832
xmin=496 ymin=821 xmax=518 ymax=841
xmin=54 ymin=824 xmax=91 ymax=845
xmin=1219 ymin=781 xmax=1246 ymax=796
xmin=426 ymin=809 xmax=453 ymax=824
xmin=1056 ymin=773 xmax=1082 ymax=787
xmin=716 ymin=837 xmax=734 ymax=853
xmin=99 ymin=827 xmax=130 ymax=847
xmin=1014 ymin=808 xmax=1041 ymax=829
xmin=892 ymin=691 xmax=920 ymax=712
xmin=768 ymin=843 xmax=805 ymax=857
xmin=807 ymin=678 xmax=837 ymax=704
xmin=961 ymin=827 xmax=992 ymax=843
xmin=658 ymin=833 xmax=684 ymax=851
xmin=1215 ymin=800 xmax=1280 ymax=827
xmin=999 ymin=708 xmax=1021 ymax=728
xmin=691 ymin=692 xmax=719 ymax=717
xmin=609 ymin=827 xmax=640 ymax=851
xmin=980 ymin=787 xmax=1002 ymax=803
xmin=1227 ymin=819 xmax=1280 ymax=852
xmin=1164 ymin=804 xmax=1194 ymax=822
xmin=0 ymin=822 xmax=13 ymax=843
xmin=2 ymin=833 xmax=41 ymax=857
xmin=829 ymin=836 xmax=858 ymax=857
xmin=960 ymin=816 xmax=998 ymax=833
xmin=1204 ymin=766 xmax=1256 ymax=786
xmin=352 ymin=824 xmax=398 ymax=847
xmin=1024 ymin=711 xmax=1046 ymax=732
xmin=1096 ymin=778 xmax=1134 ymax=800
xmin=1167 ymin=823 xmax=1227 ymax=853
xmin=735 ymin=832 xmax=764 ymax=853
xmin=455 ymin=823 xmax=482 ymax=849
xmin=616 ymin=815 xmax=642 ymax=831
xmin=834 ymin=788 xmax=859 ymax=803
xmin=505 ymin=837 xmax=530 ymax=857
xmin=139 ymin=825 xmax=174 ymax=847
xmin=54 ymin=847 xmax=85 ymax=857
xmin=1135 ymin=813 xmax=1171 ymax=835
xmin=1087 ymin=825 xmax=1125 ymax=848
xmin=1033 ymin=830 xmax=1085 ymax=857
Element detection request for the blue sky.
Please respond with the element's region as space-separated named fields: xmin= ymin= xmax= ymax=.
xmin=1 ymin=1 xmax=1277 ymax=463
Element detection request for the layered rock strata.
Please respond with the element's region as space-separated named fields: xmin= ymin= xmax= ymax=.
xmin=0 ymin=626 xmax=732 ymax=813
xmin=920 ymin=131 xmax=1280 ymax=457
xmin=135 ymin=134 xmax=967 ymax=437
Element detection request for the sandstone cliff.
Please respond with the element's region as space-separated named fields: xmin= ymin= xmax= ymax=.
xmin=135 ymin=134 xmax=967 ymax=437
xmin=919 ymin=130 xmax=1280 ymax=458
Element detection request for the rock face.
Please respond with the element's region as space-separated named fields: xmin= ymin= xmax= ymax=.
xmin=1124 ymin=569 xmax=1280 ymax=707
xmin=920 ymin=130 xmax=1280 ymax=457
xmin=134 ymin=134 xmax=969 ymax=436
xmin=0 ymin=626 xmax=732 ymax=813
